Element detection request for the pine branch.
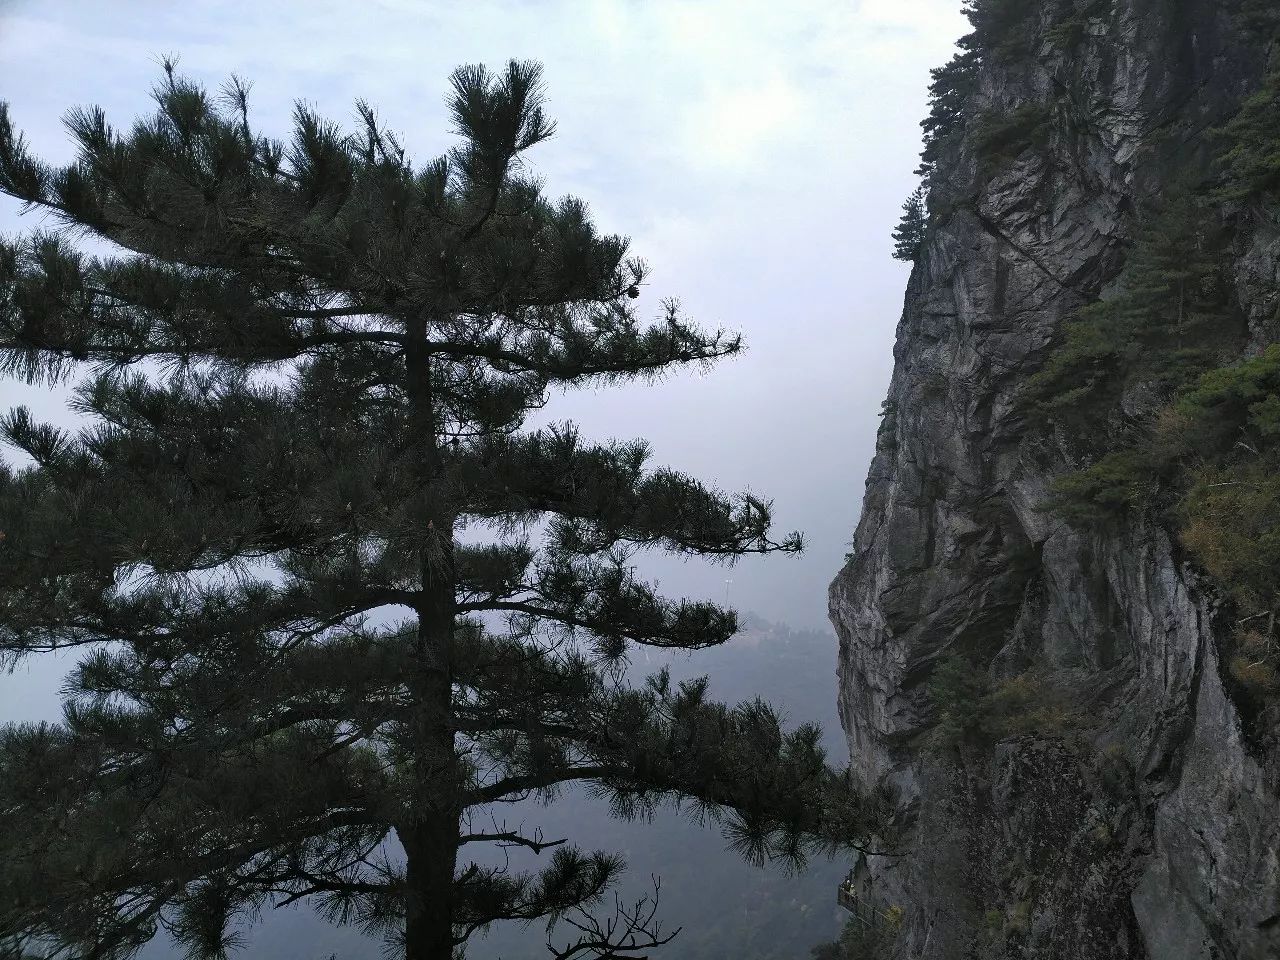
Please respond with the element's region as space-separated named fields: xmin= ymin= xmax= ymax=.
xmin=456 ymin=829 xmax=567 ymax=854
xmin=548 ymin=884 xmax=680 ymax=960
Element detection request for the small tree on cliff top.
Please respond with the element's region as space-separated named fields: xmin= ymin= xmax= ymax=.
xmin=0 ymin=62 xmax=890 ymax=960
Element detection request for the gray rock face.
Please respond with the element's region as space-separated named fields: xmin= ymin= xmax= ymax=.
xmin=829 ymin=3 xmax=1280 ymax=958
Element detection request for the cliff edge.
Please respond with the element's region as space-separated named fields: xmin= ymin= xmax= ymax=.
xmin=830 ymin=2 xmax=1280 ymax=957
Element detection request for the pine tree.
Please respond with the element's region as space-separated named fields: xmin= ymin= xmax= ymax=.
xmin=0 ymin=62 xmax=893 ymax=960
xmin=960 ymin=0 xmax=1034 ymax=57
xmin=916 ymin=51 xmax=978 ymax=182
xmin=891 ymin=186 xmax=927 ymax=262
xmin=1215 ymin=64 xmax=1280 ymax=201
xmin=1027 ymin=191 xmax=1240 ymax=426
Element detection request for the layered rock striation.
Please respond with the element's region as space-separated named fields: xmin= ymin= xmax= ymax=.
xmin=830 ymin=2 xmax=1280 ymax=957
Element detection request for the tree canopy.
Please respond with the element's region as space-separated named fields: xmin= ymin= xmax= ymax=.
xmin=0 ymin=60 xmax=893 ymax=960
xmin=890 ymin=187 xmax=927 ymax=263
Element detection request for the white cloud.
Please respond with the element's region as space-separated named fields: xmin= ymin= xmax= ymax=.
xmin=678 ymin=68 xmax=807 ymax=172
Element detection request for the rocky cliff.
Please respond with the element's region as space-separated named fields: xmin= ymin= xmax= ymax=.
xmin=829 ymin=2 xmax=1280 ymax=958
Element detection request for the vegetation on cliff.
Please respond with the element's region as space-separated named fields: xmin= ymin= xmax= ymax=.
xmin=809 ymin=913 xmax=899 ymax=960
xmin=1027 ymin=190 xmax=1241 ymax=439
xmin=1025 ymin=38 xmax=1280 ymax=734
xmin=925 ymin=658 xmax=1072 ymax=752
xmin=890 ymin=0 xmax=1280 ymax=763
xmin=891 ymin=188 xmax=928 ymax=262
xmin=894 ymin=0 xmax=1062 ymax=261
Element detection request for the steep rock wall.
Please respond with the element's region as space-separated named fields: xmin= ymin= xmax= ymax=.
xmin=830 ymin=3 xmax=1280 ymax=958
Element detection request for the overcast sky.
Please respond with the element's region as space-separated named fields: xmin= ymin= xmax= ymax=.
xmin=0 ymin=0 xmax=969 ymax=722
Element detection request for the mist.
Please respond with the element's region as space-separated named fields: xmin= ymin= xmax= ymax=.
xmin=0 ymin=0 xmax=968 ymax=727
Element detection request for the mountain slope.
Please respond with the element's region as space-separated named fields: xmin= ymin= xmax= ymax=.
xmin=830 ymin=2 xmax=1280 ymax=958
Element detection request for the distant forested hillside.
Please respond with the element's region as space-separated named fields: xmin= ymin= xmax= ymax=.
xmin=137 ymin=617 xmax=850 ymax=960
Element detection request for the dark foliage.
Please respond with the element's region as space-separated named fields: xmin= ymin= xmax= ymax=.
xmin=971 ymin=102 xmax=1054 ymax=175
xmin=1028 ymin=190 xmax=1246 ymax=536
xmin=1021 ymin=66 xmax=1280 ymax=733
xmin=1215 ymin=66 xmax=1280 ymax=201
xmin=891 ymin=187 xmax=928 ymax=262
xmin=1026 ymin=191 xmax=1240 ymax=434
xmin=959 ymin=0 xmax=1040 ymax=61
xmin=1228 ymin=0 xmax=1280 ymax=33
xmin=917 ymin=51 xmax=980 ymax=183
xmin=808 ymin=912 xmax=899 ymax=960
xmin=925 ymin=656 xmax=1070 ymax=752
xmin=0 ymin=63 xmax=892 ymax=960
xmin=1176 ymin=349 xmax=1280 ymax=647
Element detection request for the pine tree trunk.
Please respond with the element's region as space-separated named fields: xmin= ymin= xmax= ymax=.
xmin=403 ymin=322 xmax=460 ymax=960
xmin=402 ymin=583 xmax=459 ymax=960
xmin=402 ymin=762 xmax=459 ymax=960
xmin=402 ymin=644 xmax=459 ymax=960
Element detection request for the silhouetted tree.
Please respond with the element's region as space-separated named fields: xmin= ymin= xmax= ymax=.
xmin=891 ymin=186 xmax=927 ymax=262
xmin=0 ymin=61 xmax=893 ymax=960
xmin=916 ymin=50 xmax=979 ymax=183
